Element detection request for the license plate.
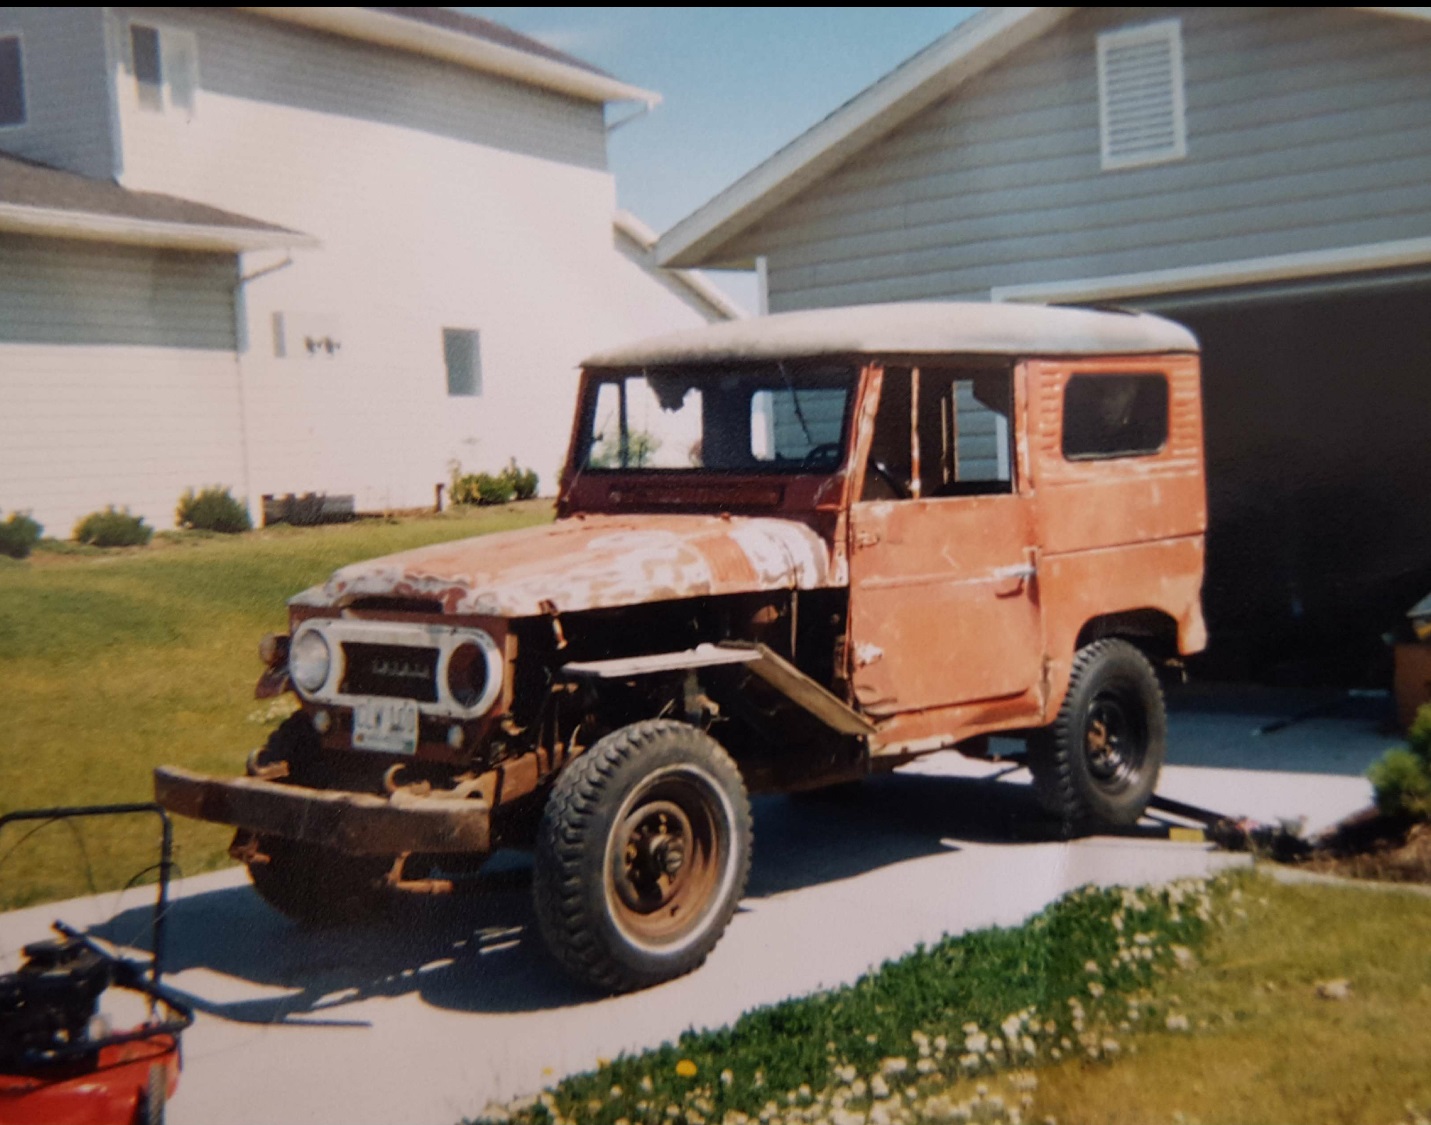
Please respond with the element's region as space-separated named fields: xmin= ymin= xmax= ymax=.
xmin=351 ymin=698 xmax=419 ymax=754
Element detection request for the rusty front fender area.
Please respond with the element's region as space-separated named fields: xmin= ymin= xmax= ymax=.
xmin=153 ymin=766 xmax=491 ymax=855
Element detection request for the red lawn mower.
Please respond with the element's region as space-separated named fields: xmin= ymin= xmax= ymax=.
xmin=0 ymin=804 xmax=193 ymax=1125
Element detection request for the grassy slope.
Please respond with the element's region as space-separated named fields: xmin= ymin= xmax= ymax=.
xmin=472 ymin=873 xmax=1431 ymax=1125
xmin=0 ymin=503 xmax=552 ymax=909
xmin=1032 ymin=877 xmax=1431 ymax=1125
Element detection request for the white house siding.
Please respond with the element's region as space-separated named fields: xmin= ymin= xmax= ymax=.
xmin=98 ymin=7 xmax=710 ymax=512
xmin=0 ymin=7 xmax=115 ymax=180
xmin=0 ymin=233 xmax=245 ymax=535
xmin=718 ymin=7 xmax=1431 ymax=311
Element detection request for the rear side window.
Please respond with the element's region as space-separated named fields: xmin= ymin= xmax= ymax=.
xmin=1062 ymin=373 xmax=1168 ymax=460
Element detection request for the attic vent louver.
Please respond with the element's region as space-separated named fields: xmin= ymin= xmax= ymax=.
xmin=1097 ymin=19 xmax=1186 ymax=171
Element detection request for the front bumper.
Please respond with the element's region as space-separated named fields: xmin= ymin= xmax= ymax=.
xmin=153 ymin=766 xmax=491 ymax=855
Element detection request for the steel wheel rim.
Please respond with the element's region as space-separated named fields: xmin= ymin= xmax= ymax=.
xmin=604 ymin=765 xmax=735 ymax=953
xmin=1083 ymin=686 xmax=1148 ymax=792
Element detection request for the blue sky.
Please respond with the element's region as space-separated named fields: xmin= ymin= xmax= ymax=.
xmin=466 ymin=8 xmax=979 ymax=309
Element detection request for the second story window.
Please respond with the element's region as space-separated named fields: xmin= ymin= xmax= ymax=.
xmin=130 ymin=22 xmax=198 ymax=117
xmin=444 ymin=329 xmax=482 ymax=397
xmin=0 ymin=35 xmax=25 ymax=128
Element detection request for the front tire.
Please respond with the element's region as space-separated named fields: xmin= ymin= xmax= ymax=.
xmin=533 ymin=720 xmax=752 ymax=993
xmin=1029 ymin=639 xmax=1166 ymax=833
xmin=245 ymin=835 xmax=395 ymax=926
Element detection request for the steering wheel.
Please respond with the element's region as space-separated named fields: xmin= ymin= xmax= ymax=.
xmin=800 ymin=443 xmax=844 ymax=472
xmin=866 ymin=459 xmax=910 ymax=499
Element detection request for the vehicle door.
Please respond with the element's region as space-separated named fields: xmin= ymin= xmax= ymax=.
xmin=846 ymin=363 xmax=1044 ymax=717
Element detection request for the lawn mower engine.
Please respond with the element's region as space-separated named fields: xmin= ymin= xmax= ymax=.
xmin=0 ymin=937 xmax=114 ymax=1066
xmin=0 ymin=804 xmax=192 ymax=1125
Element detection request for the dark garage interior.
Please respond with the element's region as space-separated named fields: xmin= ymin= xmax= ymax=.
xmin=1153 ymin=281 xmax=1431 ymax=683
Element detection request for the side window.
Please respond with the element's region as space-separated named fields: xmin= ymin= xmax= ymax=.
xmin=443 ymin=328 xmax=481 ymax=397
xmin=1062 ymin=374 xmax=1168 ymax=460
xmin=861 ymin=367 xmax=913 ymax=501
xmin=861 ymin=367 xmax=1016 ymax=501
xmin=130 ymin=23 xmax=198 ymax=116
xmin=918 ymin=368 xmax=1014 ymax=497
xmin=0 ymin=35 xmax=25 ymax=127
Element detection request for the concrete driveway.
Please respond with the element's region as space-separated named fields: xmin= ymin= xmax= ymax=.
xmin=0 ymin=686 xmax=1394 ymax=1125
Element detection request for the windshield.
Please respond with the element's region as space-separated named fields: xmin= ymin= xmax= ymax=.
xmin=577 ymin=363 xmax=857 ymax=474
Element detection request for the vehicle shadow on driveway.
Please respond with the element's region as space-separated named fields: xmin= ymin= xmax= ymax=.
xmin=92 ymin=770 xmax=1055 ymax=1021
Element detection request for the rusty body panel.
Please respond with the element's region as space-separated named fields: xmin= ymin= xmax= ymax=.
xmin=290 ymin=513 xmax=835 ymax=617
xmin=154 ymin=766 xmax=491 ymax=855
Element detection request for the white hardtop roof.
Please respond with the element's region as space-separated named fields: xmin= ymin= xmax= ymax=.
xmin=583 ymin=301 xmax=1198 ymax=367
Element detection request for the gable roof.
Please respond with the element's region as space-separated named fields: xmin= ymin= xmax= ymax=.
xmin=242 ymin=7 xmax=658 ymax=107
xmin=614 ymin=211 xmax=745 ymax=323
xmin=0 ymin=152 xmax=315 ymax=252
xmin=656 ymin=6 xmax=1431 ymax=270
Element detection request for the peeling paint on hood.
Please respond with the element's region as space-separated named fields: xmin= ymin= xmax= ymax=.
xmin=290 ymin=514 xmax=836 ymax=618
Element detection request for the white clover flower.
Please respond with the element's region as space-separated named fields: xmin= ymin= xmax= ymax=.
xmin=1084 ymin=960 xmax=1101 ymax=975
xmin=611 ymin=1086 xmax=624 ymax=1098
xmin=720 ymin=1071 xmax=733 ymax=1087
xmin=1102 ymin=1038 xmax=1121 ymax=1056
xmin=964 ymin=1032 xmax=989 ymax=1054
xmin=1166 ymin=1013 xmax=1190 ymax=1032
xmin=1021 ymin=1035 xmax=1037 ymax=1056
xmin=880 ymin=1057 xmax=909 ymax=1077
xmin=1088 ymin=982 xmax=1105 ymax=998
xmin=799 ymin=1085 xmax=812 ymax=1101
xmin=851 ymin=1079 xmax=868 ymax=1099
xmin=870 ymin=1076 xmax=890 ymax=1100
xmin=990 ymin=1038 xmax=1004 ymax=1053
xmin=960 ymin=1054 xmax=980 ymax=1071
xmin=934 ymin=1035 xmax=949 ymax=1054
xmin=916 ymin=1058 xmax=937 ymax=1075
xmin=1134 ymin=933 xmax=1152 ymax=946
xmin=1112 ymin=913 xmax=1125 ymax=932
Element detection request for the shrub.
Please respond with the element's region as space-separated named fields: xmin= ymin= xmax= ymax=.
xmin=1369 ymin=703 xmax=1431 ymax=820
xmin=450 ymin=460 xmax=538 ymax=506
xmin=500 ymin=458 xmax=540 ymax=501
xmin=176 ymin=486 xmax=252 ymax=533
xmin=73 ymin=506 xmax=153 ymax=548
xmin=0 ymin=511 xmax=43 ymax=559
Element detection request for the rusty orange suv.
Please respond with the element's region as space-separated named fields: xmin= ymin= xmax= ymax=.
xmin=156 ymin=302 xmax=1206 ymax=992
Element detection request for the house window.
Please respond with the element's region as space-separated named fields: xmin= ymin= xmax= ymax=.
xmin=1097 ymin=19 xmax=1186 ymax=170
xmin=1062 ymin=374 xmax=1169 ymax=460
xmin=0 ymin=35 xmax=25 ymax=128
xmin=444 ymin=329 xmax=482 ymax=397
xmin=130 ymin=22 xmax=198 ymax=116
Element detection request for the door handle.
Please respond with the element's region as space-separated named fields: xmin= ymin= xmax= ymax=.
xmin=992 ymin=563 xmax=1036 ymax=597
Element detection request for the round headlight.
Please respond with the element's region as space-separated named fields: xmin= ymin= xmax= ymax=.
xmin=290 ymin=629 xmax=332 ymax=693
xmin=445 ymin=632 xmax=502 ymax=715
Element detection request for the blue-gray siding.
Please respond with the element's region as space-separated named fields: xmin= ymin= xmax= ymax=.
xmin=722 ymin=7 xmax=1431 ymax=309
xmin=0 ymin=7 xmax=114 ymax=179
xmin=0 ymin=232 xmax=237 ymax=350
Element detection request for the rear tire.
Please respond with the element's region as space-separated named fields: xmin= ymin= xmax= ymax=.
xmin=1028 ymin=639 xmax=1166 ymax=833
xmin=533 ymin=720 xmax=752 ymax=993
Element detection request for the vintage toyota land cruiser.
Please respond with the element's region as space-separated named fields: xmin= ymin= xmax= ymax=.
xmin=155 ymin=301 xmax=1206 ymax=993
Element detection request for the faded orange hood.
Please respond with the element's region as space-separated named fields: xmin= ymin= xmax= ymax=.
xmin=290 ymin=514 xmax=839 ymax=618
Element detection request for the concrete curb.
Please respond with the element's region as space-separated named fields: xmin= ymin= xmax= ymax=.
xmin=1256 ymin=860 xmax=1431 ymax=898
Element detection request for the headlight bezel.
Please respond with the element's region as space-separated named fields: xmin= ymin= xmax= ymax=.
xmin=289 ymin=626 xmax=333 ymax=694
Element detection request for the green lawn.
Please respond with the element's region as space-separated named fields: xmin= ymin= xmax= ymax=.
xmin=0 ymin=502 xmax=552 ymax=909
xmin=471 ymin=872 xmax=1431 ymax=1125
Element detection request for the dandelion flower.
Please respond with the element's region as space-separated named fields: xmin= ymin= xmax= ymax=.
xmin=676 ymin=1060 xmax=699 ymax=1078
